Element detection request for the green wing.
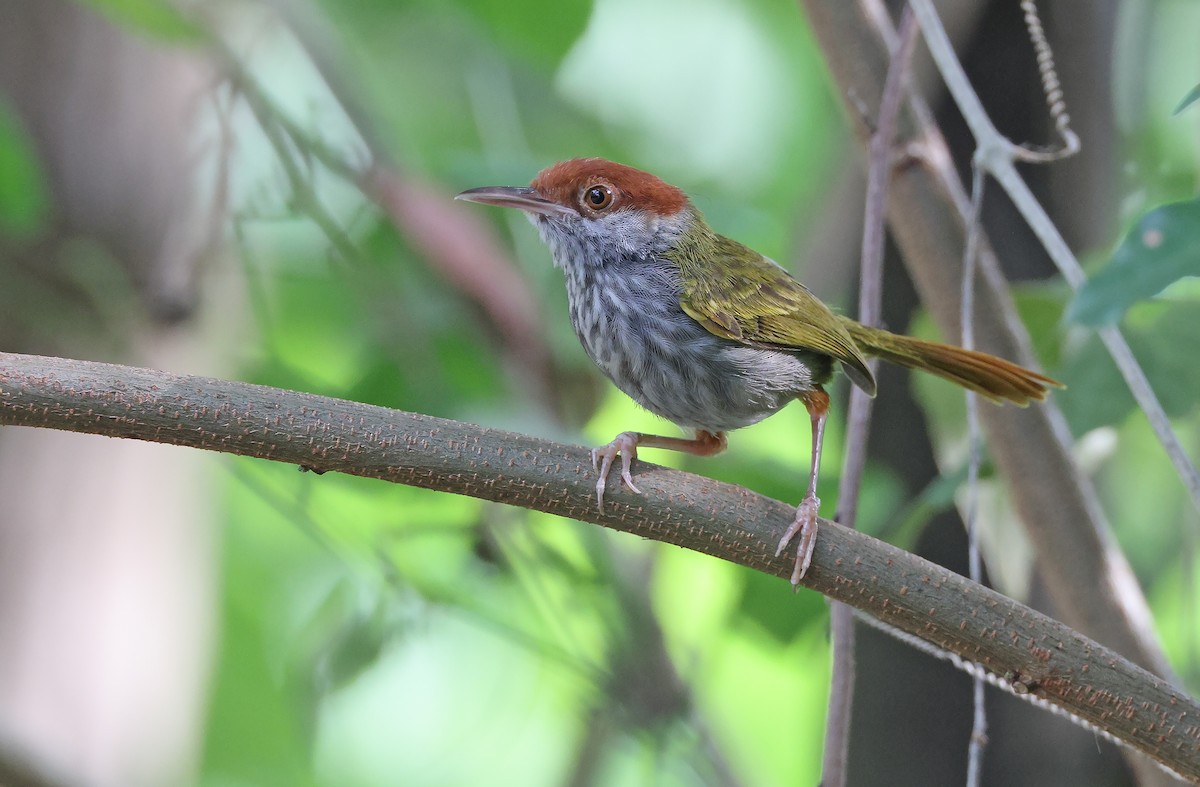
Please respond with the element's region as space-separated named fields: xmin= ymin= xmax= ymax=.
xmin=673 ymin=233 xmax=877 ymax=395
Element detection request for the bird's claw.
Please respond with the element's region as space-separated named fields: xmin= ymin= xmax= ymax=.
xmin=776 ymin=494 xmax=820 ymax=588
xmin=591 ymin=432 xmax=641 ymax=511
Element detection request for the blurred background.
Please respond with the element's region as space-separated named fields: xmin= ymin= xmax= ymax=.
xmin=0 ymin=0 xmax=1198 ymax=785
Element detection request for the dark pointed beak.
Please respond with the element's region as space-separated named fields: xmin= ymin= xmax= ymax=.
xmin=454 ymin=186 xmax=576 ymax=218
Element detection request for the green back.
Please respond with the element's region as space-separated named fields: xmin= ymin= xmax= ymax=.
xmin=669 ymin=225 xmax=876 ymax=395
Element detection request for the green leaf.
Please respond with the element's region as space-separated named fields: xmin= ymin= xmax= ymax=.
xmin=457 ymin=0 xmax=592 ymax=67
xmin=72 ymin=0 xmax=203 ymax=42
xmin=1173 ymin=83 xmax=1200 ymax=116
xmin=735 ymin=566 xmax=825 ymax=643
xmin=0 ymin=100 xmax=50 ymax=239
xmin=1056 ymin=301 xmax=1200 ymax=433
xmin=1067 ymin=199 xmax=1200 ymax=326
xmin=199 ymin=597 xmax=321 ymax=787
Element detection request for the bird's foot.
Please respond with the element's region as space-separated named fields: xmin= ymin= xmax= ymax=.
xmin=775 ymin=494 xmax=820 ymax=588
xmin=591 ymin=431 xmax=641 ymax=511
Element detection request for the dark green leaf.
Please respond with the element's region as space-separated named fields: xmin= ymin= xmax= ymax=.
xmin=199 ymin=542 xmax=324 ymax=787
xmin=1057 ymin=301 xmax=1200 ymax=434
xmin=1067 ymin=199 xmax=1200 ymax=326
xmin=0 ymin=100 xmax=50 ymax=238
xmin=735 ymin=565 xmax=825 ymax=643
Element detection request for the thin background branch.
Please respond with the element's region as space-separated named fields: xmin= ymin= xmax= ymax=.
xmin=961 ymin=141 xmax=989 ymax=787
xmin=821 ymin=7 xmax=917 ymax=786
xmin=955 ymin=3 xmax=1079 ymax=779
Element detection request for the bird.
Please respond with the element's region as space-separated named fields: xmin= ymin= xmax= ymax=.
xmin=456 ymin=157 xmax=1060 ymax=586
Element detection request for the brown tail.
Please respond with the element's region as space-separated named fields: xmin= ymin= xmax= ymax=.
xmin=839 ymin=317 xmax=1062 ymax=406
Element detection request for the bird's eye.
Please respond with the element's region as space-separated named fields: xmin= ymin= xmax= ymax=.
xmin=582 ymin=184 xmax=614 ymax=211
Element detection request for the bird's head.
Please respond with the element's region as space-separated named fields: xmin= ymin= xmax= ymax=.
xmin=456 ymin=158 xmax=699 ymax=270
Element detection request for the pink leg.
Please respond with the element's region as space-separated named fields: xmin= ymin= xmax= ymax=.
xmin=592 ymin=429 xmax=727 ymax=510
xmin=775 ymin=387 xmax=829 ymax=586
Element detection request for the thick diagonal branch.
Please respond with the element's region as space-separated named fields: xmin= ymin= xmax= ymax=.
xmin=0 ymin=352 xmax=1198 ymax=780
